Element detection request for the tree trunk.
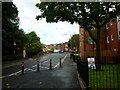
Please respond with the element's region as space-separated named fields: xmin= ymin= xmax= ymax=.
xmin=95 ymin=28 xmax=101 ymax=71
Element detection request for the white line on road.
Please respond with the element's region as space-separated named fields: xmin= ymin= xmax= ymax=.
xmin=54 ymin=55 xmax=67 ymax=68
xmin=39 ymin=66 xmax=49 ymax=69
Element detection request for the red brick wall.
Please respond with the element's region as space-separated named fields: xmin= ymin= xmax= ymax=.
xmin=79 ymin=17 xmax=120 ymax=61
xmin=106 ymin=18 xmax=120 ymax=51
xmin=62 ymin=42 xmax=70 ymax=52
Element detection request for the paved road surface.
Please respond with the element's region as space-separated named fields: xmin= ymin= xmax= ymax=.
xmin=2 ymin=53 xmax=81 ymax=89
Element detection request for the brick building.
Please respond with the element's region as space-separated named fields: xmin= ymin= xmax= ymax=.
xmin=45 ymin=42 xmax=70 ymax=52
xmin=61 ymin=42 xmax=70 ymax=52
xmin=79 ymin=16 xmax=120 ymax=61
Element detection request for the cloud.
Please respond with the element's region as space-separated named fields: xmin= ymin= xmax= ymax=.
xmin=13 ymin=0 xmax=79 ymax=45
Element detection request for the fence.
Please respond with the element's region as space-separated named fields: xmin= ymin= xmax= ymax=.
xmin=73 ymin=51 xmax=120 ymax=89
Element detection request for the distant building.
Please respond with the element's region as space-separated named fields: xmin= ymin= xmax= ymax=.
xmin=62 ymin=42 xmax=70 ymax=52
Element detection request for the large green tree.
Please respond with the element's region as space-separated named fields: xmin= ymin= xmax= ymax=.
xmin=36 ymin=2 xmax=120 ymax=70
xmin=69 ymin=34 xmax=79 ymax=53
xmin=25 ymin=31 xmax=43 ymax=57
xmin=2 ymin=2 xmax=23 ymax=55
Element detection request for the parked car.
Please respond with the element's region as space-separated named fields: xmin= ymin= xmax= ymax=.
xmin=54 ymin=50 xmax=59 ymax=53
xmin=59 ymin=50 xmax=64 ymax=53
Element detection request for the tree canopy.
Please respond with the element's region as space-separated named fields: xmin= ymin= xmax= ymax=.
xmin=36 ymin=2 xmax=120 ymax=70
xmin=2 ymin=2 xmax=43 ymax=57
xmin=36 ymin=2 xmax=120 ymax=42
xmin=69 ymin=34 xmax=79 ymax=51
xmin=2 ymin=2 xmax=21 ymax=55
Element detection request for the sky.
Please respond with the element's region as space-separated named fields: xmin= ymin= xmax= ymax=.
xmin=13 ymin=0 xmax=79 ymax=45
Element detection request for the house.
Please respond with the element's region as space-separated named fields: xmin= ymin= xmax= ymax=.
xmin=79 ymin=16 xmax=120 ymax=63
xmin=62 ymin=42 xmax=70 ymax=52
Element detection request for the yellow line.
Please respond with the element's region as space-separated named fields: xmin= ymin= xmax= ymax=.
xmin=2 ymin=62 xmax=21 ymax=69
xmin=0 ymin=76 xmax=8 ymax=79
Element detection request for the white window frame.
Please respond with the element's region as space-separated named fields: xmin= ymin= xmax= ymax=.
xmin=80 ymin=42 xmax=81 ymax=47
xmin=117 ymin=15 xmax=120 ymax=40
xmin=106 ymin=23 xmax=109 ymax=29
xmin=110 ymin=22 xmax=113 ymax=26
xmin=107 ymin=36 xmax=110 ymax=43
xmin=111 ymin=34 xmax=114 ymax=41
xmin=65 ymin=48 xmax=68 ymax=51
xmin=65 ymin=44 xmax=68 ymax=47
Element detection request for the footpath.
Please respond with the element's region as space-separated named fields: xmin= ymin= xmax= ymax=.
xmin=3 ymin=54 xmax=82 ymax=89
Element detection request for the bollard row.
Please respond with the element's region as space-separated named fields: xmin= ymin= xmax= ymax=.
xmin=21 ymin=58 xmax=62 ymax=74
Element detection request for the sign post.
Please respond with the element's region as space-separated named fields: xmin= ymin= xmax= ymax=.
xmin=87 ymin=58 xmax=96 ymax=69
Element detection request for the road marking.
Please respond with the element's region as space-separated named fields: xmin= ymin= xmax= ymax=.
xmin=40 ymin=66 xmax=49 ymax=69
xmin=42 ymin=60 xmax=49 ymax=63
xmin=54 ymin=55 xmax=67 ymax=68
xmin=1 ymin=54 xmax=68 ymax=78
xmin=28 ymin=68 xmax=36 ymax=72
xmin=32 ymin=65 xmax=37 ymax=68
xmin=1 ymin=68 xmax=28 ymax=79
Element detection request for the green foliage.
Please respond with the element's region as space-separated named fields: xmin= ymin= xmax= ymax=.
xmin=36 ymin=2 xmax=120 ymax=42
xmin=50 ymin=48 xmax=54 ymax=52
xmin=25 ymin=31 xmax=40 ymax=44
xmin=36 ymin=2 xmax=120 ymax=70
xmin=26 ymin=41 xmax=42 ymax=56
xmin=25 ymin=31 xmax=43 ymax=57
xmin=69 ymin=34 xmax=79 ymax=49
xmin=2 ymin=2 xmax=26 ymax=55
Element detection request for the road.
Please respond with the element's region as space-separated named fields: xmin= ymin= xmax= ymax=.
xmin=2 ymin=53 xmax=81 ymax=89
xmin=2 ymin=53 xmax=67 ymax=78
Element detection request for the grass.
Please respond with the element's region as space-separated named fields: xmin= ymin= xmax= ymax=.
xmin=89 ymin=65 xmax=120 ymax=88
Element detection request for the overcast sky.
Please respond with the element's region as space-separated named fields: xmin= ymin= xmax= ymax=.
xmin=13 ymin=0 xmax=79 ymax=45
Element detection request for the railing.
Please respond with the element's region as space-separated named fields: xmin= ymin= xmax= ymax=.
xmin=73 ymin=52 xmax=120 ymax=89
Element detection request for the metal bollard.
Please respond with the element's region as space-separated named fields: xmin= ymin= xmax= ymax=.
xmin=37 ymin=61 xmax=39 ymax=72
xmin=50 ymin=59 xmax=52 ymax=70
xmin=21 ymin=62 xmax=24 ymax=74
xmin=60 ymin=58 xmax=62 ymax=67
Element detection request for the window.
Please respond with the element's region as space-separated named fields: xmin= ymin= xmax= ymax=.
xmin=80 ymin=42 xmax=81 ymax=47
xmin=117 ymin=15 xmax=120 ymax=40
xmin=114 ymin=49 xmax=117 ymax=51
xmin=106 ymin=23 xmax=109 ymax=29
xmin=65 ymin=48 xmax=68 ymax=51
xmin=110 ymin=22 xmax=113 ymax=26
xmin=107 ymin=36 xmax=110 ymax=43
xmin=88 ymin=37 xmax=93 ymax=44
xmin=65 ymin=44 xmax=68 ymax=47
xmin=111 ymin=34 xmax=114 ymax=41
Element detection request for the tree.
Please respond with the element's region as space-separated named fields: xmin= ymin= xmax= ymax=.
xmin=69 ymin=34 xmax=79 ymax=53
xmin=25 ymin=31 xmax=43 ymax=57
xmin=2 ymin=2 xmax=25 ymax=55
xmin=36 ymin=2 xmax=120 ymax=70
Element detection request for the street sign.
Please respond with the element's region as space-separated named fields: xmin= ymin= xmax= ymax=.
xmin=87 ymin=58 xmax=96 ymax=69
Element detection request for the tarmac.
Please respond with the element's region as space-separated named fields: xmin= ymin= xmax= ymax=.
xmin=2 ymin=54 xmax=85 ymax=89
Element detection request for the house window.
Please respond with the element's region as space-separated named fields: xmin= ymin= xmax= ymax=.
xmin=111 ymin=34 xmax=114 ymax=41
xmin=65 ymin=44 xmax=68 ymax=47
xmin=117 ymin=15 xmax=120 ymax=40
xmin=65 ymin=48 xmax=68 ymax=51
xmin=110 ymin=22 xmax=113 ymax=26
xmin=106 ymin=23 xmax=109 ymax=29
xmin=114 ymin=49 xmax=117 ymax=51
xmin=88 ymin=37 xmax=93 ymax=44
xmin=107 ymin=36 xmax=110 ymax=43
xmin=80 ymin=42 xmax=81 ymax=46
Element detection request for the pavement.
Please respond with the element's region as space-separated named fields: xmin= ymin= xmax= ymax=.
xmin=2 ymin=54 xmax=82 ymax=89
